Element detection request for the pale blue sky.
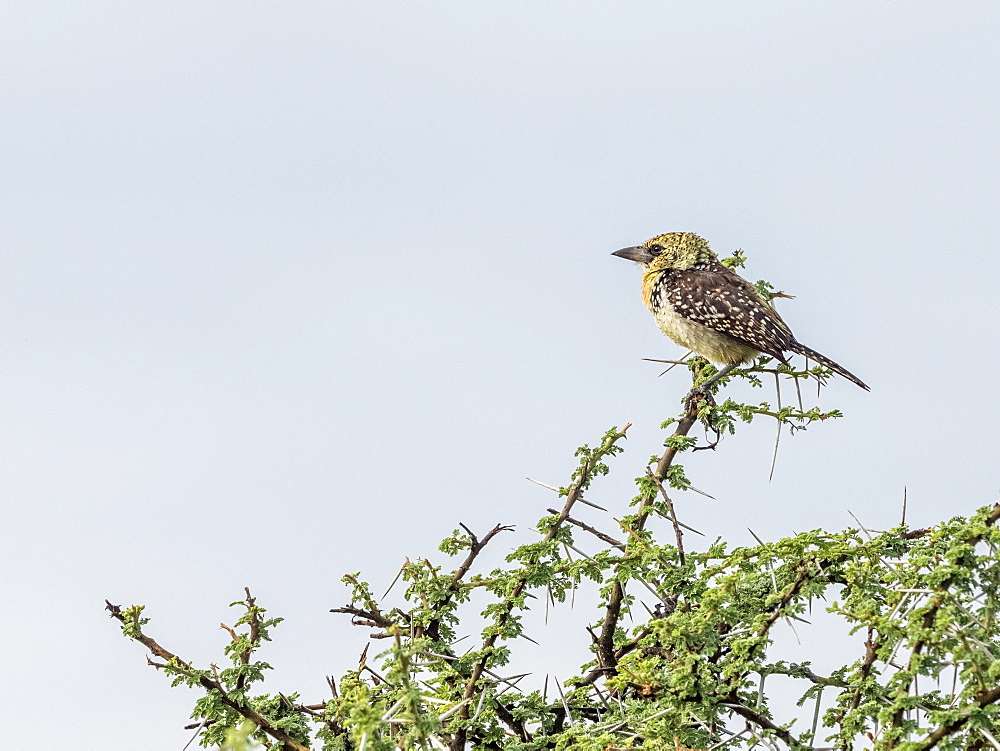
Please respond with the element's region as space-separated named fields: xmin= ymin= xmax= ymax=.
xmin=2 ymin=3 xmax=998 ymax=747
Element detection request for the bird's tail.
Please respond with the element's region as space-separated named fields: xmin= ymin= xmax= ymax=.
xmin=788 ymin=342 xmax=870 ymax=391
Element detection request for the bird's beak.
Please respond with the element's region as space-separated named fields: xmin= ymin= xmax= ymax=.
xmin=611 ymin=246 xmax=655 ymax=265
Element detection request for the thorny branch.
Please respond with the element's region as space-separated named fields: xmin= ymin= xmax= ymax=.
xmin=889 ymin=503 xmax=1000 ymax=735
xmin=832 ymin=627 xmax=880 ymax=736
xmin=548 ymin=509 xmax=625 ymax=550
xmin=916 ymin=686 xmax=1000 ymax=750
xmin=106 ymin=337 xmax=1000 ymax=751
xmin=105 ymin=597 xmax=309 ymax=751
xmin=328 ymin=604 xmax=399 ymax=630
xmin=646 ymin=467 xmax=686 ymax=566
xmin=449 ymin=425 xmax=631 ymax=750
xmin=755 ymin=555 xmax=841 ymax=639
xmin=424 ymin=523 xmax=513 ymax=642
xmin=725 ymin=694 xmax=802 ymax=749
xmin=578 ymin=398 xmax=701 ymax=689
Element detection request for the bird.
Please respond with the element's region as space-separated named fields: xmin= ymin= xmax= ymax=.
xmin=612 ymin=232 xmax=869 ymax=392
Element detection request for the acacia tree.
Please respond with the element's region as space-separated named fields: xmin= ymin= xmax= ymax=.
xmin=108 ymin=261 xmax=1000 ymax=750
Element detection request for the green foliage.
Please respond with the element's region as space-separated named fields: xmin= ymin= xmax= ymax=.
xmin=108 ymin=350 xmax=1000 ymax=750
xmin=720 ymin=250 xmax=748 ymax=270
xmin=221 ymin=722 xmax=264 ymax=751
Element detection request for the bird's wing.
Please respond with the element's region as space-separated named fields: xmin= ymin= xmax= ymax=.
xmin=663 ymin=268 xmax=795 ymax=361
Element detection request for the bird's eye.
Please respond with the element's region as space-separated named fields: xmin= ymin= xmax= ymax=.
xmin=649 ymin=244 xmax=664 ymax=255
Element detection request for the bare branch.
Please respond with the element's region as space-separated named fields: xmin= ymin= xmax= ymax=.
xmin=645 ymin=468 xmax=686 ymax=566
xmin=548 ymin=509 xmax=625 ymax=550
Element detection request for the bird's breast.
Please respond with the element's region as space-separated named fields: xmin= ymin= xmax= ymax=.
xmin=642 ymin=271 xmax=758 ymax=365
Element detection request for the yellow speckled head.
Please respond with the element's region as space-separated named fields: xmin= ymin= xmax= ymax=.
xmin=611 ymin=232 xmax=717 ymax=272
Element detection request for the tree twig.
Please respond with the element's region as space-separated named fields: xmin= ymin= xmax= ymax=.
xmin=104 ymin=600 xmax=309 ymax=751
xmin=547 ymin=509 xmax=625 ymax=550
xmin=645 ymin=468 xmax=686 ymax=566
xmin=576 ymin=400 xmax=702 ymax=689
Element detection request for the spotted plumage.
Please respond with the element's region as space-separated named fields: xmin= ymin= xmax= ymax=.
xmin=613 ymin=232 xmax=869 ymax=390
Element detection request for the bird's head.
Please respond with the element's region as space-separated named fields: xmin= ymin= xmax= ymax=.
xmin=611 ymin=232 xmax=715 ymax=272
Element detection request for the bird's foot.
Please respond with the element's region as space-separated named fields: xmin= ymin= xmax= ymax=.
xmin=685 ymin=384 xmax=716 ymax=412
